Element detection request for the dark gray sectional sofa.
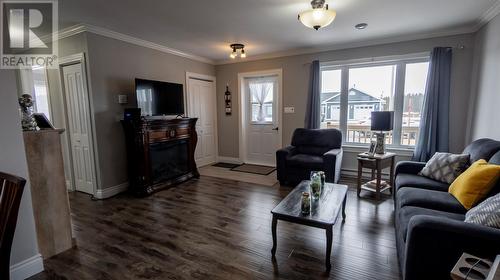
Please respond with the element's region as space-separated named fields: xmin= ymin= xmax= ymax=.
xmin=394 ymin=138 xmax=500 ymax=280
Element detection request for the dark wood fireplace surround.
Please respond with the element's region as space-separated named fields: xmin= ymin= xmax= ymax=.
xmin=121 ymin=118 xmax=199 ymax=196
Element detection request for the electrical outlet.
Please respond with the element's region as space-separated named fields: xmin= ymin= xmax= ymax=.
xmin=284 ymin=107 xmax=295 ymax=114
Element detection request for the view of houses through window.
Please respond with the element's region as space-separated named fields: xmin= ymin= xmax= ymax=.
xmin=321 ymin=57 xmax=429 ymax=147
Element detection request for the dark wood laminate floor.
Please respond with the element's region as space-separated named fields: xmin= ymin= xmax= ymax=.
xmin=30 ymin=176 xmax=400 ymax=280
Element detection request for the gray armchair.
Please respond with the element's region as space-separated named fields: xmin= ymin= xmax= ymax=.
xmin=276 ymin=128 xmax=343 ymax=186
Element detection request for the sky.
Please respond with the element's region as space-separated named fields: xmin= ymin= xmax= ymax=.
xmin=321 ymin=62 xmax=429 ymax=97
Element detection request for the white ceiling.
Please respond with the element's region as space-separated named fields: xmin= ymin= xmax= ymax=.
xmin=59 ymin=0 xmax=500 ymax=63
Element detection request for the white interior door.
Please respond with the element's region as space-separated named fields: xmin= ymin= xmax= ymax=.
xmin=62 ymin=63 xmax=96 ymax=194
xmin=244 ymin=75 xmax=280 ymax=166
xmin=187 ymin=77 xmax=217 ymax=167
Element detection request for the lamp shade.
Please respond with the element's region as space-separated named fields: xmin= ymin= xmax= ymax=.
xmin=298 ymin=7 xmax=336 ymax=30
xmin=371 ymin=111 xmax=394 ymax=131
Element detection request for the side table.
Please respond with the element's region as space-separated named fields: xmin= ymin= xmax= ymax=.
xmin=357 ymin=152 xmax=396 ymax=200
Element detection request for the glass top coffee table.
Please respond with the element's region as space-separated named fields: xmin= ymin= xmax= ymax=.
xmin=271 ymin=180 xmax=348 ymax=270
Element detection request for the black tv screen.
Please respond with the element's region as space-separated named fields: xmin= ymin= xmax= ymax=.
xmin=135 ymin=78 xmax=184 ymax=116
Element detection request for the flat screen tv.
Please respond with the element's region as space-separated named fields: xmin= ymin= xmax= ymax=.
xmin=135 ymin=78 xmax=184 ymax=116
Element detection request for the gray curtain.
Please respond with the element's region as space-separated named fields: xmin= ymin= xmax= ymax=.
xmin=304 ymin=60 xmax=321 ymax=129
xmin=412 ymin=47 xmax=452 ymax=161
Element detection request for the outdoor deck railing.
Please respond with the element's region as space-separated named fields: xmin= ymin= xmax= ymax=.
xmin=321 ymin=123 xmax=419 ymax=146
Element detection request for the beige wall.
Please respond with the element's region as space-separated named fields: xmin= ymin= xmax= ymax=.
xmin=84 ymin=33 xmax=215 ymax=190
xmin=0 ymin=70 xmax=42 ymax=275
xmin=215 ymin=33 xmax=476 ymax=170
xmin=468 ymin=13 xmax=500 ymax=141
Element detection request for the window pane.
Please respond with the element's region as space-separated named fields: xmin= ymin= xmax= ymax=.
xmin=320 ymin=69 xmax=341 ymax=130
xmin=347 ymin=65 xmax=397 ymax=144
xmin=249 ymin=80 xmax=274 ymax=123
xmin=402 ymin=62 xmax=429 ymax=146
xmin=32 ymin=67 xmax=51 ymax=120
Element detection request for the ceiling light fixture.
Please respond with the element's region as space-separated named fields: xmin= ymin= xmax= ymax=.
xmin=229 ymin=43 xmax=246 ymax=59
xmin=298 ymin=0 xmax=336 ymax=30
xmin=355 ymin=23 xmax=368 ymax=30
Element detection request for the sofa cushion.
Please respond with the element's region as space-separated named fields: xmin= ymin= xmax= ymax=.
xmin=449 ymin=159 xmax=500 ymax=210
xmin=488 ymin=151 xmax=500 ymax=197
xmin=397 ymin=187 xmax=466 ymax=214
xmin=395 ymin=173 xmax=449 ymax=193
xmin=465 ymin=193 xmax=500 ymax=229
xmin=286 ymin=154 xmax=323 ymax=169
xmin=398 ymin=206 xmax=465 ymax=242
xmin=419 ymin=153 xmax=469 ymax=184
xmin=462 ymin=138 xmax=500 ymax=164
xmin=291 ymin=128 xmax=342 ymax=156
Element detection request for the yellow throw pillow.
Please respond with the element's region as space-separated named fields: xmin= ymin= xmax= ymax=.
xmin=449 ymin=159 xmax=500 ymax=210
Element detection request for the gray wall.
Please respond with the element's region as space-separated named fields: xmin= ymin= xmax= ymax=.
xmin=84 ymin=33 xmax=215 ymax=190
xmin=0 ymin=71 xmax=41 ymax=267
xmin=215 ymin=33 xmax=475 ymax=171
xmin=468 ymin=13 xmax=500 ymax=141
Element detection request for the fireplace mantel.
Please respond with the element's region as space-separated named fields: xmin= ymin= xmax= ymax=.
xmin=121 ymin=117 xmax=199 ymax=196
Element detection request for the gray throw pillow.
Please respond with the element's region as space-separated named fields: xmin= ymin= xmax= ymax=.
xmin=465 ymin=193 xmax=500 ymax=229
xmin=419 ymin=152 xmax=470 ymax=184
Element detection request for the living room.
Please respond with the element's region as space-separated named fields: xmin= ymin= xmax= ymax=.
xmin=1 ymin=0 xmax=500 ymax=279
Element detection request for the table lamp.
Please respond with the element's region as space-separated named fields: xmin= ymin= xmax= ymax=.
xmin=371 ymin=111 xmax=394 ymax=154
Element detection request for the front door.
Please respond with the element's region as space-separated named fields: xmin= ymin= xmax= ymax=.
xmin=61 ymin=63 xmax=96 ymax=194
xmin=243 ymin=75 xmax=280 ymax=166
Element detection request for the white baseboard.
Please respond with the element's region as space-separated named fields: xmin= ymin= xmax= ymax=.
xmin=10 ymin=254 xmax=44 ymax=280
xmin=94 ymin=182 xmax=128 ymax=199
xmin=216 ymin=156 xmax=243 ymax=165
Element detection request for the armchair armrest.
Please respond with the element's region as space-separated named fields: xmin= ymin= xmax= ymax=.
xmin=276 ymin=146 xmax=296 ymax=183
xmin=404 ymin=215 xmax=500 ymax=280
xmin=276 ymin=146 xmax=296 ymax=159
xmin=395 ymin=161 xmax=426 ymax=177
xmin=323 ymin=148 xmax=343 ymax=184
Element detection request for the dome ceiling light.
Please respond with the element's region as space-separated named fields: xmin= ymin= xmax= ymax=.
xmin=298 ymin=0 xmax=337 ymax=30
xmin=229 ymin=43 xmax=246 ymax=59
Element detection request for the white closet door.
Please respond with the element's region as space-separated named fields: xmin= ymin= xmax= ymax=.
xmin=187 ymin=78 xmax=217 ymax=167
xmin=62 ymin=63 xmax=96 ymax=194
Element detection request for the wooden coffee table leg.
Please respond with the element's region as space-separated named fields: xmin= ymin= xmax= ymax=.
xmin=326 ymin=226 xmax=333 ymax=270
xmin=271 ymin=215 xmax=277 ymax=257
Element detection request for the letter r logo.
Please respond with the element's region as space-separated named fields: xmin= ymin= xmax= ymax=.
xmin=2 ymin=1 xmax=55 ymax=54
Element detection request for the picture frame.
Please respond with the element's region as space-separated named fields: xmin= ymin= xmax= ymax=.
xmin=368 ymin=141 xmax=377 ymax=156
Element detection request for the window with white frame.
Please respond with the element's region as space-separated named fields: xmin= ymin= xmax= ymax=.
xmin=320 ymin=54 xmax=429 ymax=148
xmin=18 ymin=67 xmax=52 ymax=120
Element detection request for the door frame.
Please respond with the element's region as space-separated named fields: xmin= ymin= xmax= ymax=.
xmin=185 ymin=72 xmax=219 ymax=166
xmin=58 ymin=53 xmax=100 ymax=196
xmin=238 ymin=69 xmax=283 ymax=166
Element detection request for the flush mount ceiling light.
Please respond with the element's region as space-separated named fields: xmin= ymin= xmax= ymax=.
xmin=298 ymin=0 xmax=337 ymax=30
xmin=230 ymin=43 xmax=246 ymax=59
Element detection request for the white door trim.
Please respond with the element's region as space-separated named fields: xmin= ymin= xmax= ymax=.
xmin=238 ymin=69 xmax=283 ymax=166
xmin=58 ymin=53 xmax=100 ymax=196
xmin=185 ymin=72 xmax=219 ymax=166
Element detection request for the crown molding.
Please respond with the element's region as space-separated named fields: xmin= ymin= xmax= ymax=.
xmin=56 ymin=24 xmax=215 ymax=64
xmin=474 ymin=0 xmax=500 ymax=30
